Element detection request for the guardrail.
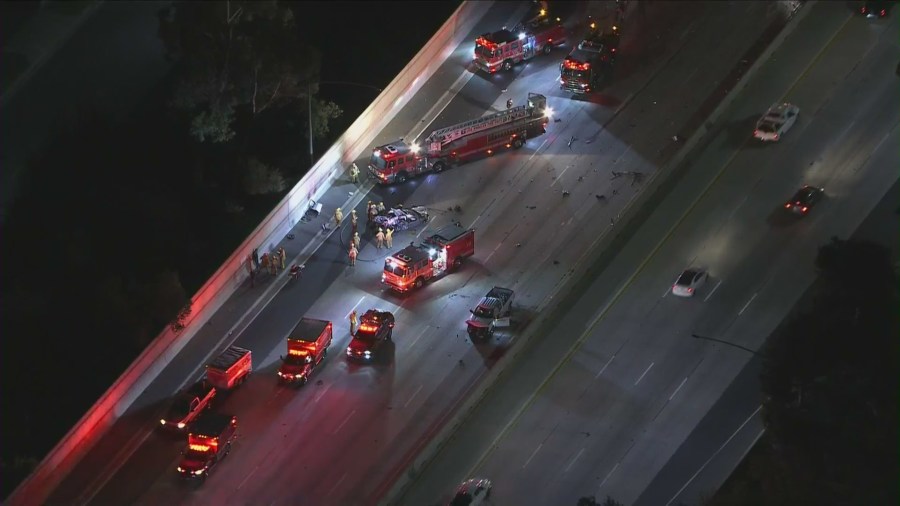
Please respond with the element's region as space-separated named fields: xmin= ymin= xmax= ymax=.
xmin=6 ymin=2 xmax=493 ymax=504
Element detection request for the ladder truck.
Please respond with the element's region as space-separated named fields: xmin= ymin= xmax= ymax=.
xmin=368 ymin=93 xmax=551 ymax=184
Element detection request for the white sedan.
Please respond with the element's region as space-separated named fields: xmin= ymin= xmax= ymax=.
xmin=754 ymin=103 xmax=800 ymax=141
xmin=449 ymin=478 xmax=492 ymax=505
xmin=672 ymin=268 xmax=708 ymax=297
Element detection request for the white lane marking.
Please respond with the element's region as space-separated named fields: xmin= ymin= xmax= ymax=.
xmin=549 ymin=165 xmax=574 ymax=188
xmin=597 ymin=462 xmax=620 ymax=490
xmin=406 ymin=326 xmax=429 ymax=351
xmin=350 ymin=296 xmax=367 ymax=314
xmin=595 ymin=355 xmax=616 ymax=379
xmin=668 ymin=377 xmax=688 ymax=401
xmin=738 ymin=292 xmax=758 ymax=316
xmin=326 ymin=472 xmax=348 ymax=498
xmin=314 ymin=383 xmax=332 ymax=403
xmin=564 ymin=448 xmax=585 ymax=473
xmin=634 ymin=362 xmax=654 ymax=386
xmin=415 ymin=225 xmax=430 ymax=239
xmin=484 ymin=242 xmax=504 ymax=265
xmin=333 ymin=410 xmax=357 ymax=435
xmin=666 ymin=405 xmax=762 ymax=506
xmin=526 ymin=135 xmax=552 ymax=163
xmin=237 ymin=464 xmax=261 ymax=490
xmin=662 ymin=286 xmax=670 ymax=298
xmin=522 ymin=443 xmax=543 ymax=469
xmin=703 ymin=280 xmax=722 ymax=302
xmin=404 ymin=384 xmax=424 ymax=408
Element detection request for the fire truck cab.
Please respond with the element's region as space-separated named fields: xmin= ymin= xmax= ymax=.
xmin=368 ymin=140 xmax=427 ymax=184
xmin=560 ymin=23 xmax=618 ymax=94
xmin=382 ymin=225 xmax=475 ymax=292
xmin=474 ymin=11 xmax=565 ymax=73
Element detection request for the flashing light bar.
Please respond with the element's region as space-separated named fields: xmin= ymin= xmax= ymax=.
xmin=288 ymin=349 xmax=310 ymax=356
xmin=358 ymin=324 xmax=378 ymax=332
xmin=563 ymin=59 xmax=590 ymax=71
xmin=188 ymin=444 xmax=212 ymax=452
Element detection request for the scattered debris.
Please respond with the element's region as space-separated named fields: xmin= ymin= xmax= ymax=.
xmin=577 ymin=176 xmax=584 ymax=182
xmin=287 ymin=233 xmax=295 ymax=240
xmin=595 ymin=194 xmax=606 ymax=201
xmin=526 ymin=205 xmax=537 ymax=210
xmin=553 ymin=260 xmax=560 ymax=265
xmin=516 ymin=243 xmax=522 ymax=248
xmin=562 ymin=191 xmax=570 ymax=197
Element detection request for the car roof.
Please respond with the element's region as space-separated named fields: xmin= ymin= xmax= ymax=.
xmin=677 ymin=269 xmax=700 ymax=284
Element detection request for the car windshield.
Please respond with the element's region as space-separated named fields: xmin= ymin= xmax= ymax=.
xmin=562 ymin=67 xmax=590 ymax=80
xmin=370 ymin=154 xmax=386 ymax=170
xmin=284 ymin=353 xmax=310 ymax=365
xmin=475 ymin=43 xmax=495 ymax=58
xmin=384 ymin=262 xmax=407 ymax=276
xmin=757 ymin=123 xmax=776 ymax=133
xmin=473 ymin=306 xmax=495 ymax=318
xmin=354 ymin=330 xmax=378 ymax=341
xmin=450 ymin=492 xmax=473 ymax=506
xmin=677 ymin=271 xmax=698 ymax=285
xmin=167 ymin=398 xmax=191 ymax=417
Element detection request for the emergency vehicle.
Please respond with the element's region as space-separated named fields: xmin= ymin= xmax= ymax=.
xmin=278 ymin=318 xmax=333 ymax=387
xmin=346 ymin=309 xmax=395 ymax=362
xmin=382 ymin=224 xmax=475 ymax=292
xmin=205 ymin=346 xmax=252 ymax=391
xmin=473 ymin=9 xmax=566 ymax=73
xmin=176 ymin=413 xmax=237 ymax=483
xmin=368 ymin=93 xmax=551 ymax=184
xmin=559 ymin=22 xmax=618 ymax=94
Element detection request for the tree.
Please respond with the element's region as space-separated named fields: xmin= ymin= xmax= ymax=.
xmin=159 ymin=0 xmax=340 ymax=144
xmin=242 ymin=157 xmax=286 ymax=195
xmin=759 ymin=238 xmax=899 ymax=506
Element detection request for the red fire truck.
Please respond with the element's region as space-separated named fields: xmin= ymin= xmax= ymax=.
xmin=176 ymin=413 xmax=237 ymax=483
xmin=277 ymin=318 xmax=333 ymax=387
xmin=382 ymin=224 xmax=475 ymax=292
xmin=205 ymin=346 xmax=252 ymax=391
xmin=559 ymin=23 xmax=618 ymax=94
xmin=368 ymin=93 xmax=550 ymax=184
xmin=474 ymin=9 xmax=566 ymax=73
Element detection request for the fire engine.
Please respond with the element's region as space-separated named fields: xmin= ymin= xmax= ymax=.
xmin=560 ymin=22 xmax=618 ymax=94
xmin=368 ymin=93 xmax=551 ymax=184
xmin=176 ymin=413 xmax=237 ymax=483
xmin=474 ymin=9 xmax=566 ymax=73
xmin=382 ymin=224 xmax=475 ymax=292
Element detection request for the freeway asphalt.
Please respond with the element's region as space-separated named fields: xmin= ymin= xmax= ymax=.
xmin=46 ymin=1 xmax=806 ymax=505
xmin=398 ymin=2 xmax=899 ymax=505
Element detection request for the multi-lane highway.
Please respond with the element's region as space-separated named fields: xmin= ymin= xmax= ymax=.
xmin=399 ymin=2 xmax=899 ymax=505
xmin=44 ymin=1 xmax=808 ymax=505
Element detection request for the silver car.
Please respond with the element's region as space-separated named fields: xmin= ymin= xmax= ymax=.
xmin=754 ymin=103 xmax=799 ymax=142
xmin=449 ymin=478 xmax=492 ymax=505
xmin=672 ymin=268 xmax=708 ymax=297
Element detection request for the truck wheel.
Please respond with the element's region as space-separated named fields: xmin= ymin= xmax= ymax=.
xmin=414 ymin=278 xmax=423 ymax=289
xmin=453 ymin=257 xmax=463 ymax=269
xmin=396 ymin=172 xmax=408 ymax=183
xmin=224 ymin=442 xmax=232 ymax=457
xmin=502 ymin=60 xmax=513 ymax=71
xmin=512 ymin=138 xmax=524 ymax=149
xmin=323 ymin=347 xmax=328 ymax=358
xmin=543 ymin=44 xmax=552 ymax=55
xmin=432 ymin=161 xmax=446 ymax=173
xmin=299 ymin=376 xmax=308 ymax=387
xmin=387 ymin=329 xmax=393 ymax=341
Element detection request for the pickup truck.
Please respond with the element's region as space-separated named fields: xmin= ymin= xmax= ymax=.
xmin=466 ymin=287 xmax=513 ymax=340
xmin=159 ymin=379 xmax=216 ymax=431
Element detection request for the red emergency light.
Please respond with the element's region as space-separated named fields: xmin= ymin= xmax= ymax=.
xmin=563 ymin=59 xmax=590 ymax=71
xmin=188 ymin=443 xmax=211 ymax=452
xmin=475 ymin=37 xmax=498 ymax=50
xmin=358 ymin=323 xmax=378 ymax=333
xmin=288 ymin=348 xmax=310 ymax=356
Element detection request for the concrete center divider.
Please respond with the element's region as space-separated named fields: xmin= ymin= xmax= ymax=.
xmin=6 ymin=2 xmax=492 ymax=504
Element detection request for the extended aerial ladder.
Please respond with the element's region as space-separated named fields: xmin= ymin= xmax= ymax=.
xmin=424 ymin=93 xmax=548 ymax=153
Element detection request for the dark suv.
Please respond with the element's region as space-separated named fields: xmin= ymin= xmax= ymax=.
xmin=346 ymin=309 xmax=395 ymax=361
xmin=784 ymin=185 xmax=824 ymax=216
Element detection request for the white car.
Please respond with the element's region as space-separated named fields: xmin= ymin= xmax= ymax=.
xmin=672 ymin=268 xmax=708 ymax=297
xmin=449 ymin=478 xmax=492 ymax=505
xmin=754 ymin=103 xmax=799 ymax=141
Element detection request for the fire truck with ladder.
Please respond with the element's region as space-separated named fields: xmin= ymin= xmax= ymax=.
xmin=473 ymin=7 xmax=566 ymax=73
xmin=382 ymin=224 xmax=475 ymax=292
xmin=559 ymin=21 xmax=619 ymax=94
xmin=368 ymin=93 xmax=550 ymax=184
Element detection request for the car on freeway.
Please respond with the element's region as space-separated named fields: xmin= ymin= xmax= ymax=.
xmin=160 ymin=379 xmax=215 ymax=431
xmin=449 ymin=478 xmax=492 ymax=506
xmin=753 ymin=103 xmax=800 ymax=142
xmin=373 ymin=205 xmax=429 ymax=232
xmin=784 ymin=185 xmax=824 ymax=216
xmin=346 ymin=309 xmax=395 ymax=362
xmin=672 ymin=268 xmax=708 ymax=297
xmin=859 ymin=0 xmax=894 ymax=18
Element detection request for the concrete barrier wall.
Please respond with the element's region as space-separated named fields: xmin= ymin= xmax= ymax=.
xmin=381 ymin=2 xmax=814 ymax=504
xmin=7 ymin=2 xmax=492 ymax=504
